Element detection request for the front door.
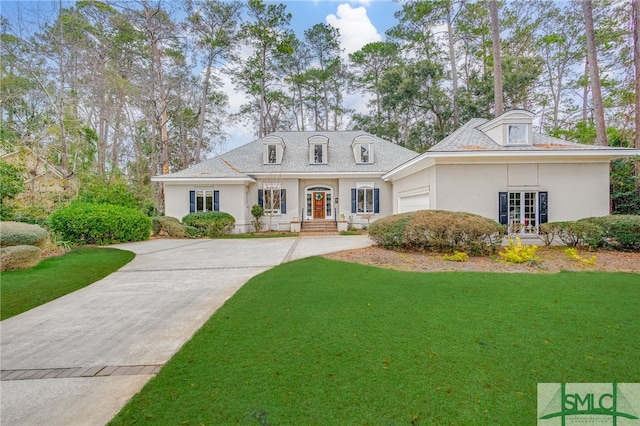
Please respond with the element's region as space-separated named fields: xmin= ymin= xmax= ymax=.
xmin=313 ymin=192 xmax=325 ymax=219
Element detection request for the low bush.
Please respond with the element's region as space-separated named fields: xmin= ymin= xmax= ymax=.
xmin=369 ymin=210 xmax=504 ymax=255
xmin=1 ymin=245 xmax=41 ymax=271
xmin=442 ymin=251 xmax=468 ymax=262
xmin=499 ymin=237 xmax=539 ymax=265
xmin=1 ymin=221 xmax=49 ymax=248
xmin=49 ymin=202 xmax=151 ymax=245
xmin=548 ymin=220 xmax=603 ymax=249
xmin=581 ymin=215 xmax=640 ymax=252
xmin=152 ymin=216 xmax=187 ymax=238
xmin=182 ymin=211 xmax=235 ymax=238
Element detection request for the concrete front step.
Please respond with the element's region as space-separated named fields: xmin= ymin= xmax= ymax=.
xmin=300 ymin=220 xmax=338 ymax=234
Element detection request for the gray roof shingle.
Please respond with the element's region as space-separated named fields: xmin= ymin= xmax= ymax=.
xmin=161 ymin=131 xmax=419 ymax=178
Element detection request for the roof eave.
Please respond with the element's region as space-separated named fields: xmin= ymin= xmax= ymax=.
xmin=151 ymin=176 xmax=256 ymax=184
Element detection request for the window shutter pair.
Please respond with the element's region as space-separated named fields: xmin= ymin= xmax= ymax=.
xmin=350 ymin=188 xmax=380 ymax=213
xmin=497 ymin=191 xmax=548 ymax=224
xmin=189 ymin=190 xmax=219 ymax=213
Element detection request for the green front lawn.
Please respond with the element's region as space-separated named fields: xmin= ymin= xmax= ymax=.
xmin=110 ymin=258 xmax=639 ymax=425
xmin=1 ymin=247 xmax=134 ymax=320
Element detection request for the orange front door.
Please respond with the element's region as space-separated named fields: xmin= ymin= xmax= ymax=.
xmin=313 ymin=192 xmax=325 ymax=219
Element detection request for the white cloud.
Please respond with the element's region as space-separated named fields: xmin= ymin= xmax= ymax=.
xmin=326 ymin=3 xmax=381 ymax=58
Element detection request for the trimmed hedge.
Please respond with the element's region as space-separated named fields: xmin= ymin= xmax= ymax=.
xmin=152 ymin=216 xmax=188 ymax=238
xmin=581 ymin=215 xmax=640 ymax=252
xmin=369 ymin=210 xmax=504 ymax=255
xmin=49 ymin=202 xmax=151 ymax=245
xmin=0 ymin=221 xmax=49 ymax=248
xmin=1 ymin=245 xmax=41 ymax=271
xmin=182 ymin=211 xmax=235 ymax=238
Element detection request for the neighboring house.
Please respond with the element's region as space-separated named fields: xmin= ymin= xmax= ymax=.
xmin=154 ymin=110 xmax=639 ymax=234
xmin=1 ymin=146 xmax=67 ymax=194
xmin=152 ymin=131 xmax=418 ymax=233
xmin=383 ymin=110 xmax=640 ymax=235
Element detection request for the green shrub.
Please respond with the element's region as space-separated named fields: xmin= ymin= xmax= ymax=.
xmin=537 ymin=223 xmax=557 ymax=246
xmin=182 ymin=211 xmax=235 ymax=238
xmin=369 ymin=210 xmax=504 ymax=255
xmin=581 ymin=215 xmax=640 ymax=252
xmin=152 ymin=216 xmax=187 ymax=238
xmin=1 ymin=245 xmax=41 ymax=271
xmin=550 ymin=220 xmax=603 ymax=249
xmin=184 ymin=225 xmax=202 ymax=238
xmin=0 ymin=221 xmax=49 ymax=248
xmin=49 ymin=202 xmax=151 ymax=245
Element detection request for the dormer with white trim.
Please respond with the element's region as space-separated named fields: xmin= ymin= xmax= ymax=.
xmin=308 ymin=135 xmax=329 ymax=164
xmin=263 ymin=135 xmax=285 ymax=165
xmin=476 ymin=109 xmax=534 ymax=147
xmin=352 ymin=135 xmax=375 ymax=164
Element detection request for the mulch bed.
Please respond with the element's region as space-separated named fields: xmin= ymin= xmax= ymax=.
xmin=324 ymin=246 xmax=640 ymax=274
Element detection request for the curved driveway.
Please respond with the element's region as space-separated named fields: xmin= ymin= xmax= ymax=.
xmin=0 ymin=235 xmax=371 ymax=426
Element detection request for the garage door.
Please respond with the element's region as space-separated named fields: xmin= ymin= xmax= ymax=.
xmin=398 ymin=192 xmax=429 ymax=213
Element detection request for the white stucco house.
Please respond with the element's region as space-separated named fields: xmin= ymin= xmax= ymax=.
xmin=153 ymin=110 xmax=639 ymax=234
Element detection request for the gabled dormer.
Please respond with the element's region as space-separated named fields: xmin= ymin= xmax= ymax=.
xmin=308 ymin=135 xmax=329 ymax=165
xmin=476 ymin=109 xmax=534 ymax=147
xmin=262 ymin=135 xmax=285 ymax=165
xmin=352 ymin=135 xmax=374 ymax=164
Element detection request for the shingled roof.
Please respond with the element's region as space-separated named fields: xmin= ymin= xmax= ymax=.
xmin=429 ymin=118 xmax=617 ymax=152
xmin=157 ymin=131 xmax=418 ymax=179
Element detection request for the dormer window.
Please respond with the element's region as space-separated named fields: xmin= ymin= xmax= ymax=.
xmin=263 ymin=136 xmax=285 ymax=164
xmin=360 ymin=144 xmax=371 ymax=163
xmin=476 ymin=110 xmax=534 ymax=146
xmin=309 ymin=135 xmax=328 ymax=164
xmin=267 ymin=145 xmax=277 ymax=163
xmin=352 ymin=135 xmax=374 ymax=164
xmin=508 ymin=124 xmax=528 ymax=145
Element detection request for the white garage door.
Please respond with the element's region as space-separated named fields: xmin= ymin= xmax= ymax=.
xmin=398 ymin=192 xmax=429 ymax=213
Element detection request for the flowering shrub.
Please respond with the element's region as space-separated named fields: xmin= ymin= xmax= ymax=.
xmin=499 ymin=238 xmax=539 ymax=264
xmin=564 ymin=248 xmax=596 ymax=265
xmin=443 ymin=251 xmax=468 ymax=262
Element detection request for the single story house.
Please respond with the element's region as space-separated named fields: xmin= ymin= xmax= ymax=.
xmin=152 ymin=131 xmax=418 ymax=233
xmin=382 ymin=110 xmax=640 ymax=235
xmin=153 ymin=110 xmax=639 ymax=234
xmin=1 ymin=146 xmax=67 ymax=194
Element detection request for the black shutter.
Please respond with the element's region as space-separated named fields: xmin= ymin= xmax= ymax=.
xmin=351 ymin=188 xmax=357 ymax=213
xmin=373 ymin=188 xmax=380 ymax=213
xmin=280 ymin=189 xmax=286 ymax=214
xmin=189 ymin=190 xmax=196 ymax=213
xmin=498 ymin=192 xmax=508 ymax=225
xmin=258 ymin=189 xmax=263 ymax=207
xmin=214 ymin=190 xmax=220 ymax=211
xmin=539 ymin=192 xmax=548 ymax=224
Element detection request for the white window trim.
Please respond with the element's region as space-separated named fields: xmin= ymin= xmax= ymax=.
xmin=507 ymin=124 xmax=530 ymax=145
xmin=356 ymin=183 xmax=375 ymax=214
xmin=263 ymin=185 xmax=282 ymax=215
xmin=508 ymin=190 xmax=538 ymax=234
xmin=195 ymin=190 xmax=214 ymax=212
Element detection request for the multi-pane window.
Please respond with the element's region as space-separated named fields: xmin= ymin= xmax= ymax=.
xmin=509 ymin=191 xmax=537 ymax=234
xmin=360 ymin=144 xmax=371 ymax=163
xmin=263 ymin=188 xmax=281 ymax=214
xmin=268 ymin=144 xmax=277 ymax=164
xmin=357 ymin=188 xmax=374 ymax=213
xmin=195 ymin=190 xmax=213 ymax=212
xmin=313 ymin=144 xmax=323 ymax=163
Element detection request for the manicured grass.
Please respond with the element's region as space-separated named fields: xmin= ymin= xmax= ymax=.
xmin=110 ymin=258 xmax=639 ymax=425
xmin=1 ymin=247 xmax=134 ymax=320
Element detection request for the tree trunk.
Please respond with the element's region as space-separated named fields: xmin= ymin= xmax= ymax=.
xmin=582 ymin=0 xmax=608 ymax=146
xmin=446 ymin=7 xmax=460 ymax=126
xmin=195 ymin=52 xmax=214 ymax=164
xmin=489 ymin=0 xmax=503 ymax=116
xmin=633 ymin=0 xmax=640 ymax=151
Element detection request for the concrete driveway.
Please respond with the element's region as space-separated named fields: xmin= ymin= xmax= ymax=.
xmin=0 ymin=235 xmax=371 ymax=426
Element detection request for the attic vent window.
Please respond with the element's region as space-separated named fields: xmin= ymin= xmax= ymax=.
xmin=508 ymin=124 xmax=528 ymax=145
xmin=268 ymin=145 xmax=277 ymax=163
